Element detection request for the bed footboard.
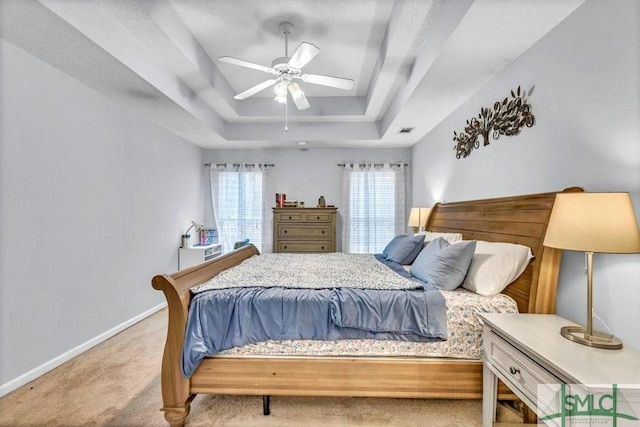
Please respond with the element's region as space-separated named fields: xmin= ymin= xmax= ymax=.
xmin=151 ymin=244 xmax=260 ymax=426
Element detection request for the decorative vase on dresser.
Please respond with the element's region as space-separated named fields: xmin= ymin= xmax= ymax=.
xmin=272 ymin=207 xmax=337 ymax=253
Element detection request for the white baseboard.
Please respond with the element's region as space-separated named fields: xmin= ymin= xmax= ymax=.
xmin=0 ymin=302 xmax=166 ymax=398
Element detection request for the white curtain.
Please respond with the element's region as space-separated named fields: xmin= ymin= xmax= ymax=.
xmin=341 ymin=163 xmax=405 ymax=253
xmin=209 ymin=164 xmax=272 ymax=254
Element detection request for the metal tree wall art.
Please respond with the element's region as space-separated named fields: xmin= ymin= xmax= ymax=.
xmin=453 ymin=86 xmax=535 ymax=159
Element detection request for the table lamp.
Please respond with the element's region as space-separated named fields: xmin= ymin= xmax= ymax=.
xmin=182 ymin=220 xmax=204 ymax=248
xmin=543 ymin=192 xmax=640 ymax=349
xmin=408 ymin=207 xmax=431 ymax=233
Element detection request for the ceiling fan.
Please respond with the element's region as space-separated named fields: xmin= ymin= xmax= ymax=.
xmin=219 ymin=22 xmax=355 ymax=110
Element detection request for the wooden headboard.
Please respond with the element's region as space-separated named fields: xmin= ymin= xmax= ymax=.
xmin=425 ymin=187 xmax=583 ymax=314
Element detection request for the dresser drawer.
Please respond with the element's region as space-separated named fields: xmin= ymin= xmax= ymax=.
xmin=305 ymin=212 xmax=332 ymax=222
xmin=275 ymin=212 xmax=304 ymax=222
xmin=277 ymin=241 xmax=332 ymax=253
xmin=485 ymin=331 xmax=560 ymax=408
xmin=277 ymin=224 xmax=331 ymax=239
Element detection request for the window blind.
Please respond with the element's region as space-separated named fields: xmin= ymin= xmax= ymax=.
xmin=216 ymin=170 xmax=264 ymax=253
xmin=344 ymin=165 xmax=405 ymax=253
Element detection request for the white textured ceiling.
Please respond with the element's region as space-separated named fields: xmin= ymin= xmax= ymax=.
xmin=0 ymin=0 xmax=585 ymax=149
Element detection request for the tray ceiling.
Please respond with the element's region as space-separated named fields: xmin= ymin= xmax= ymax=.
xmin=0 ymin=0 xmax=584 ymax=149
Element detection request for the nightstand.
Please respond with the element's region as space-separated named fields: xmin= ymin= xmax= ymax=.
xmin=481 ymin=313 xmax=640 ymax=427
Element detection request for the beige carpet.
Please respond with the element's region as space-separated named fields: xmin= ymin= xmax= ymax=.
xmin=0 ymin=309 xmax=523 ymax=426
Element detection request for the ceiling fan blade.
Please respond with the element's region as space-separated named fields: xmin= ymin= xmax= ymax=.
xmin=288 ymin=42 xmax=320 ymax=69
xmin=288 ymin=86 xmax=311 ymax=110
xmin=234 ymin=79 xmax=277 ymax=100
xmin=219 ymin=56 xmax=275 ymax=74
xmin=301 ymin=73 xmax=354 ymax=90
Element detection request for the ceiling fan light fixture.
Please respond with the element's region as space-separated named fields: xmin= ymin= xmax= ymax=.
xmin=274 ymin=95 xmax=287 ymax=104
xmin=274 ymin=80 xmax=289 ymax=97
xmin=288 ymin=83 xmax=304 ymax=101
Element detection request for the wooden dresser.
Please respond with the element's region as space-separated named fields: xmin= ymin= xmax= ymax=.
xmin=273 ymin=207 xmax=337 ymax=253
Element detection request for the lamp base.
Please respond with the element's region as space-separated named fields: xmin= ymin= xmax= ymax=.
xmin=560 ymin=326 xmax=623 ymax=350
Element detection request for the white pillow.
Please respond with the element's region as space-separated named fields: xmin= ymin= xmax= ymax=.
xmin=418 ymin=231 xmax=463 ymax=245
xmin=461 ymin=240 xmax=534 ymax=296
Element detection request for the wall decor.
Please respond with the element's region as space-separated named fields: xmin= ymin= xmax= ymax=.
xmin=453 ymin=86 xmax=535 ymax=159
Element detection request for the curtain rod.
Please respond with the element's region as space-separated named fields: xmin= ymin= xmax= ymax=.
xmin=204 ymin=163 xmax=275 ymax=168
xmin=337 ymin=162 xmax=408 ymax=167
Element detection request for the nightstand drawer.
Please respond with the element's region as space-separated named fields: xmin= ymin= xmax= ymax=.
xmin=485 ymin=331 xmax=560 ymax=406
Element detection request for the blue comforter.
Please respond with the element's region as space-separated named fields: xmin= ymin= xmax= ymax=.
xmin=181 ymin=256 xmax=447 ymax=378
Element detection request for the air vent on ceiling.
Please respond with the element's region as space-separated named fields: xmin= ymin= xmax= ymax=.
xmin=399 ymin=127 xmax=414 ymax=134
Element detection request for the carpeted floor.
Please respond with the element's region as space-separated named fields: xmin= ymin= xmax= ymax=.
xmin=0 ymin=309 xmax=523 ymax=426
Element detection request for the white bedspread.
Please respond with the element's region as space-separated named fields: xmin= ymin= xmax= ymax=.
xmin=192 ymin=253 xmax=421 ymax=293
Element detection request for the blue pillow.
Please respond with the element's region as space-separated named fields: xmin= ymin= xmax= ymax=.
xmin=409 ymin=238 xmax=477 ymax=290
xmin=382 ymin=234 xmax=426 ymax=264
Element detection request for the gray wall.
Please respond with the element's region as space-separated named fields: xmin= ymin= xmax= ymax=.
xmin=411 ymin=0 xmax=640 ymax=348
xmin=203 ymin=148 xmax=412 ymax=252
xmin=0 ymin=40 xmax=204 ymax=389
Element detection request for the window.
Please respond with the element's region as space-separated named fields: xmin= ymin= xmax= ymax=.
xmin=342 ymin=164 xmax=405 ymax=253
xmin=210 ymin=165 xmax=271 ymax=253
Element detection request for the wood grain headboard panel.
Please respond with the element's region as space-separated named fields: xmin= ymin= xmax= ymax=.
xmin=425 ymin=187 xmax=583 ymax=314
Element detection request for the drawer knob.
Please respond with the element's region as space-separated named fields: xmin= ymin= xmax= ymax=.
xmin=322 ymin=230 xmax=325 ymax=234
xmin=509 ymin=366 xmax=520 ymax=375
xmin=288 ymin=216 xmax=292 ymax=220
xmin=322 ymin=246 xmax=325 ymax=250
xmin=284 ymin=230 xmax=287 ymax=234
xmin=284 ymin=246 xmax=287 ymax=250
xmin=317 ymin=216 xmax=320 ymax=220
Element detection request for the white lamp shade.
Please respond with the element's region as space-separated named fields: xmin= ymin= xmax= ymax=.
xmin=408 ymin=207 xmax=431 ymax=228
xmin=543 ymin=192 xmax=640 ymax=253
xmin=274 ymin=81 xmax=288 ymax=97
xmin=288 ymin=82 xmax=304 ymax=101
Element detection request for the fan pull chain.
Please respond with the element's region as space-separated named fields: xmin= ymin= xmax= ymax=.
xmin=285 ymin=96 xmax=288 ymax=132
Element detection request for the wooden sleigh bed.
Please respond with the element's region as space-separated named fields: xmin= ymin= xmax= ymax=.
xmin=152 ymin=187 xmax=582 ymax=426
